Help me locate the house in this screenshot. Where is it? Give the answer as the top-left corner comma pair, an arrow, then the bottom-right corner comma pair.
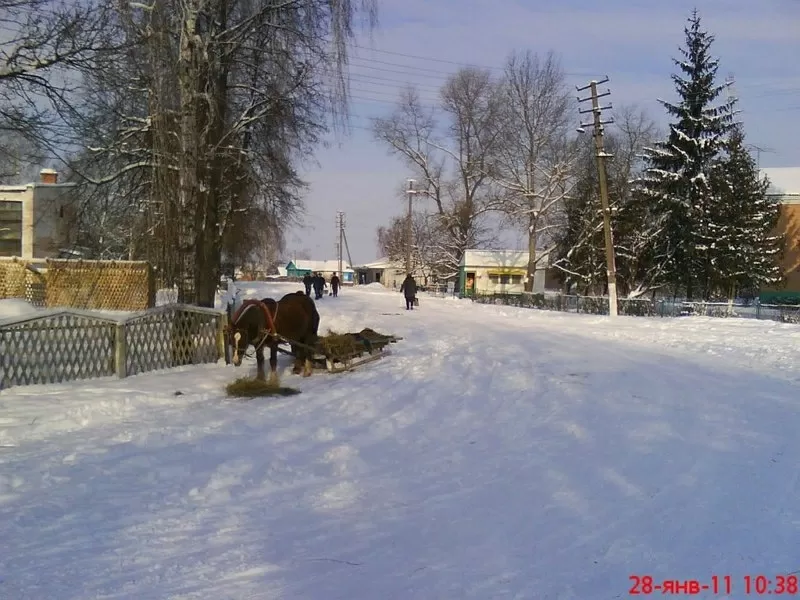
458,249 -> 553,297
285,259 -> 355,284
354,258 -> 427,288
0,169 -> 78,259
760,167 -> 800,302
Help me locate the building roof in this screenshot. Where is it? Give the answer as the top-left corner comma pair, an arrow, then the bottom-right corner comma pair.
287,259 -> 354,273
761,167 -> 800,194
773,194 -> 800,205
358,257 -> 403,269
460,249 -> 550,268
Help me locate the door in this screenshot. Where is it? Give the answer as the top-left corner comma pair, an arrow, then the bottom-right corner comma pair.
466,272 -> 476,296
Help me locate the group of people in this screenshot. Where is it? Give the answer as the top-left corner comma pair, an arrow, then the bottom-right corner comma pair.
303,271 -> 340,300
303,270 -> 418,310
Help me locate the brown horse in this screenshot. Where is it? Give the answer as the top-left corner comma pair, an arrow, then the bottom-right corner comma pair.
227,291 -> 320,384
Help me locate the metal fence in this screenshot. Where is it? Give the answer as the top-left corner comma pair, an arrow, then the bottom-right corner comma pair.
468,292 -> 800,324
0,304 -> 227,390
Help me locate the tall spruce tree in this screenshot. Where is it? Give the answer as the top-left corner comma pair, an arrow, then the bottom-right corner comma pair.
637,10 -> 737,300
710,126 -> 783,299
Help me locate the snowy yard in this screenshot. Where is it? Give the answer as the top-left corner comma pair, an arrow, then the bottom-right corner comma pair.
1,281 -> 799,599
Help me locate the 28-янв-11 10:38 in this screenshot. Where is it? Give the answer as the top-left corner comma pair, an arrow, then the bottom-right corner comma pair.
629,573 -> 799,595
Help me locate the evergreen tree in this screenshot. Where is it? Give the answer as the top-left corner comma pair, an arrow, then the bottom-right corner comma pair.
552,137 -> 606,294
636,10 -> 737,300
710,126 -> 783,298
553,108 -> 660,297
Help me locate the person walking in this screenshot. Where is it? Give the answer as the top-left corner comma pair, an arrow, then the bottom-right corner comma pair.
312,272 -> 324,299
399,273 -> 417,310
302,272 -> 312,296
330,272 -> 340,297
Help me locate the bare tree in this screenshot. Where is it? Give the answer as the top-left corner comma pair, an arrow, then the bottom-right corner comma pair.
373,68 -> 504,278
492,50 -> 575,292
376,210 -> 441,283
63,0 -> 377,306
0,131 -> 45,183
0,0 -> 114,176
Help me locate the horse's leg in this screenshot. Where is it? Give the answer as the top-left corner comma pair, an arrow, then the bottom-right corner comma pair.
291,344 -> 302,374
303,344 -> 313,377
255,345 -> 266,381
269,343 -> 279,386
302,321 -> 314,377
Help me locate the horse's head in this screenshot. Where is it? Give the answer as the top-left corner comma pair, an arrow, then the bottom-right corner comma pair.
227,299 -> 269,366
228,325 -> 250,366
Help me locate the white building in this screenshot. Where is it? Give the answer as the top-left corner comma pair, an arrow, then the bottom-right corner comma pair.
354,258 -> 428,288
458,249 -> 550,296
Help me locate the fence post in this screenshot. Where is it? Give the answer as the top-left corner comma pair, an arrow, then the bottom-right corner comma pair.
217,311 -> 229,364
114,322 -> 127,378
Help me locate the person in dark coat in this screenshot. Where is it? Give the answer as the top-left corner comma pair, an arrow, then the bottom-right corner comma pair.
313,272 -> 325,299
302,272 -> 312,296
399,273 -> 417,310
330,272 -> 340,297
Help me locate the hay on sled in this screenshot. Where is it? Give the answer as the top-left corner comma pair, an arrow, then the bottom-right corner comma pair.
315,328 -> 397,362
317,329 -> 360,359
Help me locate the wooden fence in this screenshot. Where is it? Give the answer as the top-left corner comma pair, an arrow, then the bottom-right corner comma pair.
44,259 -> 155,310
0,258 -> 154,311
0,304 -> 227,390
0,258 -> 46,306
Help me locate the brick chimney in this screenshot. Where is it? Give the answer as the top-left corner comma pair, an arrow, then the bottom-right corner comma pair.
40,168 -> 58,184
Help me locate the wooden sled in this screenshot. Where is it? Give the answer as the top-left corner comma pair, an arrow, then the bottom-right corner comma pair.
276,329 -> 402,374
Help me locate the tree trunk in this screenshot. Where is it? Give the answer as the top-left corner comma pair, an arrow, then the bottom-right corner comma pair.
177,3 -> 201,304
525,214 -> 537,293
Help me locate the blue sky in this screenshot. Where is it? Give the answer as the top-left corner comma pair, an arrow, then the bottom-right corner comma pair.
286,0 -> 800,265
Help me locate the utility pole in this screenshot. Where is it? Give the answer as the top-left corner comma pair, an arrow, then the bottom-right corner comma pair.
336,211 -> 345,278
577,76 -> 619,317
405,179 -> 415,275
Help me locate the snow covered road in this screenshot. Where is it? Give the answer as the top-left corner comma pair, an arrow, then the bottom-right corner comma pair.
1,282 -> 798,599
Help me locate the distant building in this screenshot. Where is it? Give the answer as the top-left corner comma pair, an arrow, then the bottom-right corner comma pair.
285,259 -> 355,284
761,167 -> 800,302
0,169 -> 78,259
458,249 -> 553,297
354,258 -> 426,289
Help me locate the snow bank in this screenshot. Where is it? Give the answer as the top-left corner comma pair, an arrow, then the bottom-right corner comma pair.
0,298 -> 39,320
1,282 -> 799,599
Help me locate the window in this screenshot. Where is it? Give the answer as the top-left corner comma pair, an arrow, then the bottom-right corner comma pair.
489,273 -> 523,285
0,200 -> 22,256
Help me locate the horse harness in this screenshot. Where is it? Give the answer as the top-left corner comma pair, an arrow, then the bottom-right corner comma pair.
229,299 -> 279,362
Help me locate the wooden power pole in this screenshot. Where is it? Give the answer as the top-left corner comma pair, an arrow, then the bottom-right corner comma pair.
336,211 -> 344,278
405,179 -> 415,274
577,76 -> 619,317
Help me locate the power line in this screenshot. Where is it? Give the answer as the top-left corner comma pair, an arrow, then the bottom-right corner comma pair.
345,44 -> 799,94
348,43 -> 511,73
323,70 -> 800,108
